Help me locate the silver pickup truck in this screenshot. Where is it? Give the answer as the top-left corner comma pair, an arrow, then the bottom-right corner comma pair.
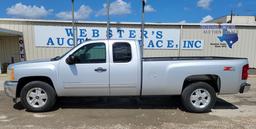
4,39 -> 250,113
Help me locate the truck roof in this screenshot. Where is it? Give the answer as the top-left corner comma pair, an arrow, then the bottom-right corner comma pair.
85,39 -> 137,42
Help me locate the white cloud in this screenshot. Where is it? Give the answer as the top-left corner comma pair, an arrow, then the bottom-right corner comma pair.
97,0 -> 131,16
144,5 -> 156,12
6,3 -> 52,19
179,20 -> 187,23
200,15 -> 213,23
197,0 -> 212,9
56,5 -> 92,20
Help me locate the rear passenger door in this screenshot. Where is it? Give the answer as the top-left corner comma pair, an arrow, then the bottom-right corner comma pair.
109,41 -> 140,96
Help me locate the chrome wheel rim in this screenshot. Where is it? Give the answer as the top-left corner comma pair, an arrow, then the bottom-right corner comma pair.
190,88 -> 211,109
26,88 -> 48,108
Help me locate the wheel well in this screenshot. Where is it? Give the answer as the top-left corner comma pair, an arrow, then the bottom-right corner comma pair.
16,76 -> 54,97
182,74 -> 221,93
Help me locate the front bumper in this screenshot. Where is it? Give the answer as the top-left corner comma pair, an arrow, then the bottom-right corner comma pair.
4,81 -> 18,99
239,83 -> 251,93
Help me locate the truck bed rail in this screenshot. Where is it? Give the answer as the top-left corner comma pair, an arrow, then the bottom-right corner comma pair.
143,56 -> 247,62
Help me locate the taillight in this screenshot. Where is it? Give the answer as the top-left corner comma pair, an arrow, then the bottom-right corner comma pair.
242,64 -> 249,80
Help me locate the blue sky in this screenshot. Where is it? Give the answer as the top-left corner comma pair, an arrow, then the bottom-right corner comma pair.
1,0 -> 256,23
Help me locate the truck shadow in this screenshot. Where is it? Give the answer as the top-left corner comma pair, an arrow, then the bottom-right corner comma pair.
56,96 -> 182,110
213,98 -> 238,109
13,96 -> 238,111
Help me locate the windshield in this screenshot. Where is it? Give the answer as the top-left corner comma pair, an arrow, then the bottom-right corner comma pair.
50,43 -> 84,61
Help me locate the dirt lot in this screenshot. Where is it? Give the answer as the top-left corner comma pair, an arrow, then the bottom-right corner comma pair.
0,78 -> 255,129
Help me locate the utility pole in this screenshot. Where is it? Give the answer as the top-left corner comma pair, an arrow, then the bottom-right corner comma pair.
139,0 -> 146,96
106,0 -> 111,39
71,0 -> 76,47
141,0 -> 145,56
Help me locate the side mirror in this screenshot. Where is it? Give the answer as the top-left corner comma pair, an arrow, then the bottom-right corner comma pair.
66,55 -> 77,65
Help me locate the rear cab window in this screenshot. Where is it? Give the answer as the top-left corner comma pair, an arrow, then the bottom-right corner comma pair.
112,42 -> 132,63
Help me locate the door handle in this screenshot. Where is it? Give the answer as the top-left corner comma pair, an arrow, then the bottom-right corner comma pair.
94,67 -> 107,72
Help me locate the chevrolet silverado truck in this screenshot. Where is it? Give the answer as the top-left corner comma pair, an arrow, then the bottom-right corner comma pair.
4,39 -> 251,113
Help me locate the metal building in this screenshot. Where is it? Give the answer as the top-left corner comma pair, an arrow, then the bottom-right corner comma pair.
0,18 -> 255,73
209,16 -> 256,24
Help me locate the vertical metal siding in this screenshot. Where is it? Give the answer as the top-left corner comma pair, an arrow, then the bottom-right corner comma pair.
0,21 -> 71,61
0,36 -> 19,63
180,26 -> 256,67
0,20 -> 255,67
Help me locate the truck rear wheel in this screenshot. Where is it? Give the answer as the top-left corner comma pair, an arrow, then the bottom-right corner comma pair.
20,81 -> 56,112
181,82 -> 216,113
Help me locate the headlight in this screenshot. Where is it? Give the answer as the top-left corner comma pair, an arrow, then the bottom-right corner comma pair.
7,67 -> 15,81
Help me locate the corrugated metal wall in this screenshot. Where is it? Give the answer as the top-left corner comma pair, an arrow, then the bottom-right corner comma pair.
0,20 -> 255,67
0,20 -> 70,61
0,36 -> 19,63
180,26 -> 256,67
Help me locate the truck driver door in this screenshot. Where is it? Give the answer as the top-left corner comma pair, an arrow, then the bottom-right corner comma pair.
59,42 -> 110,96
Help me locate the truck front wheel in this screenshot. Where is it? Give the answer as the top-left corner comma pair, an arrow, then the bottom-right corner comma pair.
181,82 -> 216,113
20,81 -> 56,112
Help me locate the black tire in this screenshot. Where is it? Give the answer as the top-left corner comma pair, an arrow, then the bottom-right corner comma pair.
181,82 -> 216,113
20,81 -> 56,112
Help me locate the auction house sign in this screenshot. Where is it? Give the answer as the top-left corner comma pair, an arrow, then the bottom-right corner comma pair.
34,25 -> 198,49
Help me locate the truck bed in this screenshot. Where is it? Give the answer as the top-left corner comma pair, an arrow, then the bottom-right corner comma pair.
143,56 -> 247,61
142,56 -> 248,96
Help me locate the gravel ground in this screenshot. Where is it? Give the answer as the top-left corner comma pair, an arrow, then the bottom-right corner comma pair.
0,78 -> 255,129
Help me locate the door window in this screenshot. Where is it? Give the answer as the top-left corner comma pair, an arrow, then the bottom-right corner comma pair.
72,43 -> 106,63
113,42 -> 132,63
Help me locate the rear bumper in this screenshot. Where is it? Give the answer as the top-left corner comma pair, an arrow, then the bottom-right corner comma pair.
239,83 -> 251,93
4,81 -> 18,99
